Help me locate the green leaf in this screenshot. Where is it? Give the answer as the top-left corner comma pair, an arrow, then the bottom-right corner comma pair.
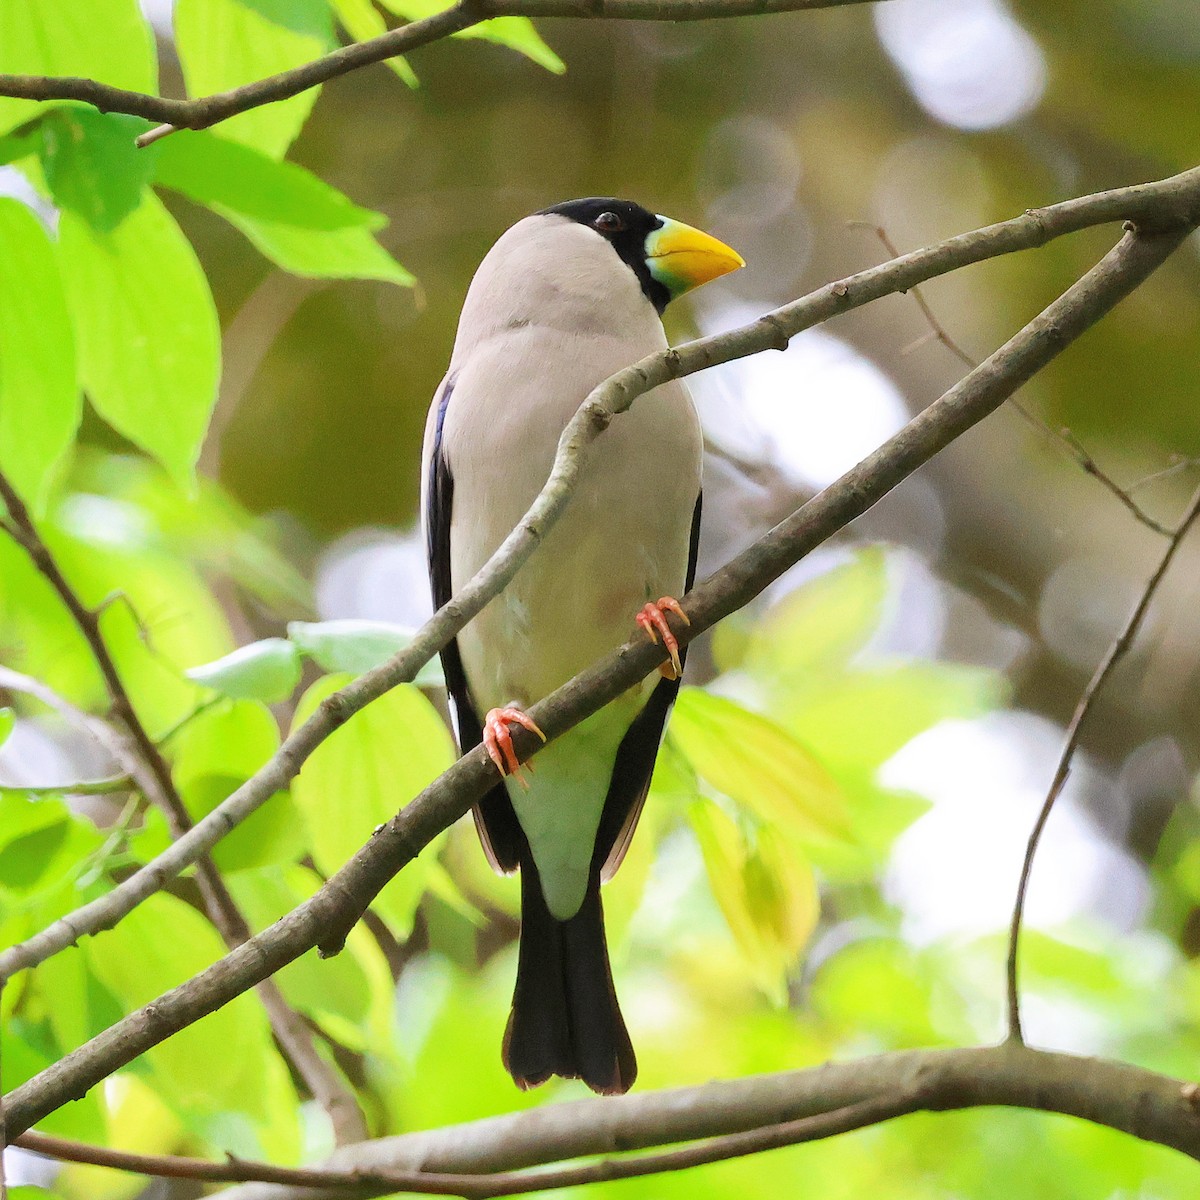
290,673 -> 456,933
0,198 -> 79,513
186,639 -> 302,703
154,131 -> 381,231
0,0 -> 157,136
57,192 -> 221,489
459,15 -> 566,72
0,707 -> 12,745
230,868 -> 373,1025
785,663 -> 1004,774
380,0 -> 565,73
173,0 -> 334,157
172,699 -> 280,783
39,109 -> 156,232
670,688 -> 852,845
288,618 -> 443,684
328,0 -> 419,86
0,793 -> 104,899
0,122 -> 42,167
0,820 -> 69,890
218,210 -> 414,284
688,799 -> 819,1001
85,892 -> 288,1119
153,132 -> 412,280
744,547 -> 888,679
170,701 -> 302,870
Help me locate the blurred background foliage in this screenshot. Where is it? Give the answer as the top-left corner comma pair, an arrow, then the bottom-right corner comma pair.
0,0 -> 1199,1196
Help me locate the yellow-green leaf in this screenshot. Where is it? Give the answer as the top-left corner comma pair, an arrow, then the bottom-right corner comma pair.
85,892 -> 286,1119
0,0 -> 157,136
57,192 -> 220,490
380,0 -> 564,73
670,688 -> 852,844
173,0 -> 333,157
689,799 -> 819,1001
0,199 -> 79,513
328,0 -> 418,86
290,673 -> 456,933
740,547 -> 888,681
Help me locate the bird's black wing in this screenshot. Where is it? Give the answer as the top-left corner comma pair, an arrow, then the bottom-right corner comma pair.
595,491 -> 703,881
426,375 -> 525,874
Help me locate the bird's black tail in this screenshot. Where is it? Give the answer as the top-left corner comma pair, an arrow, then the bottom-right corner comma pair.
502,853 -> 636,1095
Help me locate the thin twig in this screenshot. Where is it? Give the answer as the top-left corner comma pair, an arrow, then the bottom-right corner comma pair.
851,222 -> 1173,537
2,169 -> 1197,999
1127,455 -> 1200,495
5,776 -> 134,796
848,222 -> 978,370
1005,479 -> 1200,1043
0,476 -> 368,1146
1010,408 -> 1173,536
5,223 -> 1190,1140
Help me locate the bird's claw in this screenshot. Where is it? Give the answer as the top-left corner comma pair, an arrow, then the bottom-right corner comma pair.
636,596 -> 690,680
483,706 -> 547,790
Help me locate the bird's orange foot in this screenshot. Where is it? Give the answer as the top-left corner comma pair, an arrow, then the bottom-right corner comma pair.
483,706 -> 547,789
636,596 -> 691,680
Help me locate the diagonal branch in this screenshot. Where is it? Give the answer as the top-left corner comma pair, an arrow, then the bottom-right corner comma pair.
0,479 -> 368,1145
1004,479 -> 1200,1043
0,0 -> 881,147
1,166 -> 1197,995
3,220 -> 1190,1139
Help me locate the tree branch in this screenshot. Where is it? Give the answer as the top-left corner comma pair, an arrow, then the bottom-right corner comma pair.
3,219 -> 1191,1139
1005,478 -> 1200,1043
0,477 -> 368,1146
0,0 -> 881,147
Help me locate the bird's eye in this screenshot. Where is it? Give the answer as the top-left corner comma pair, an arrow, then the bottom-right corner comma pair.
594,211 -> 624,233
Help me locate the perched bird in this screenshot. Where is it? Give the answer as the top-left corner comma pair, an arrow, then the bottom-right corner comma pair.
422,198 -> 742,1094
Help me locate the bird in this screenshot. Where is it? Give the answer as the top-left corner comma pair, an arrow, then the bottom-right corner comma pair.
421,198 -> 743,1094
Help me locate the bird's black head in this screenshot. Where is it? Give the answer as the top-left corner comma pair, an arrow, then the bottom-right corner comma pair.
538,198 -> 671,312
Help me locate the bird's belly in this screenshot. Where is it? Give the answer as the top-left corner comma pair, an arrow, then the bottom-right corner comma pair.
456,402 -> 699,712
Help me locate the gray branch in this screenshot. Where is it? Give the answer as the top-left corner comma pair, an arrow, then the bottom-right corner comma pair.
4,215 -> 1193,1140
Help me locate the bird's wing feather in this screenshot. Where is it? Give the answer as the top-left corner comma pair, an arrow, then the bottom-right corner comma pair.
424,374 -> 525,874
596,491 -> 703,881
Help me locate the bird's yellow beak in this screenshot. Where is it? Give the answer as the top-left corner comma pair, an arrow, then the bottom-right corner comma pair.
646,217 -> 744,298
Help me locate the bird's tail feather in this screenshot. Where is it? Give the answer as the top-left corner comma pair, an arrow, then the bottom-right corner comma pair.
502,854 -> 636,1095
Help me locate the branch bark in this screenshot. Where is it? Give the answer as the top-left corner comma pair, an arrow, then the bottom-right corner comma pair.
3,165 -> 1196,996
0,0 -> 879,146
3,219 -> 1191,1140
